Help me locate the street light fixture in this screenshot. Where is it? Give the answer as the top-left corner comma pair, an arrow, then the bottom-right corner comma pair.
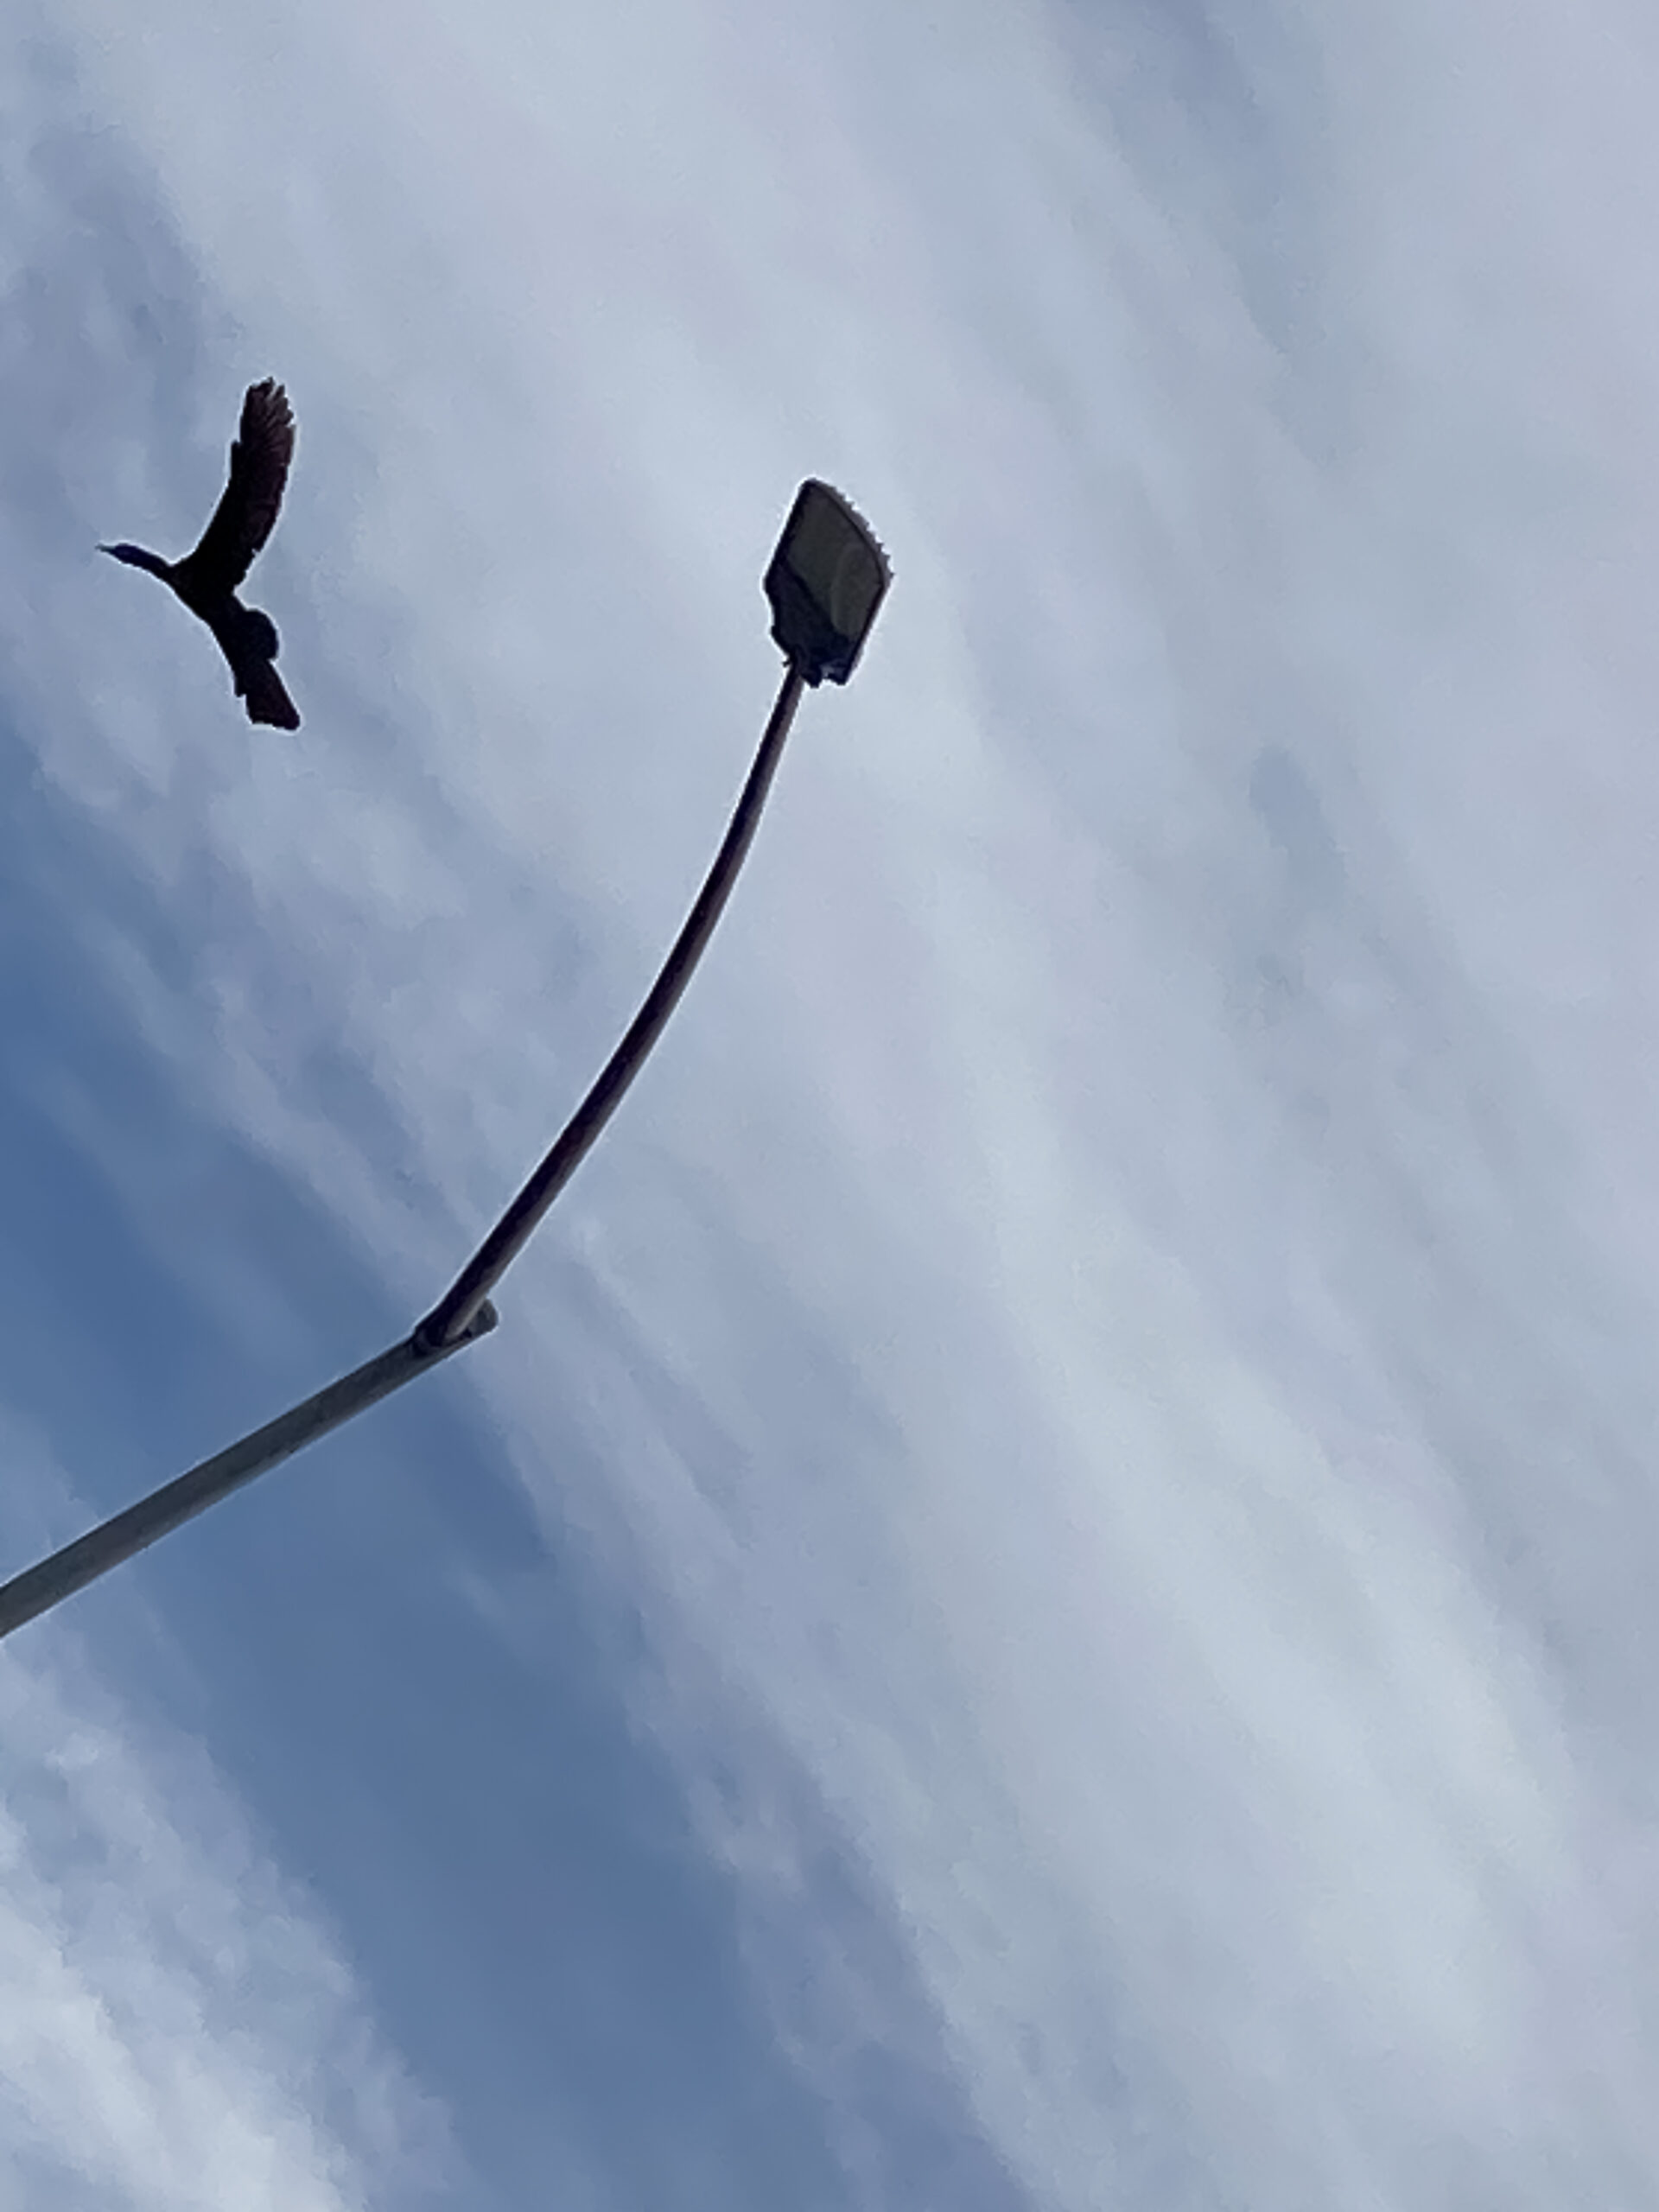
764,480 -> 891,686
0,481 -> 890,1643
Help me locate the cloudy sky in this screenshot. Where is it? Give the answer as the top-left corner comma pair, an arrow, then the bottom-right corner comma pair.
3,1 -> 1659,2204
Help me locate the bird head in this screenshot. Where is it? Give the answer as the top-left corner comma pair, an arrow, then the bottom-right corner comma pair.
99,543 -> 172,579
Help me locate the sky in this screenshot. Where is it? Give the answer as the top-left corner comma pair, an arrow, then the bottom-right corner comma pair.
2,0 -> 1659,2205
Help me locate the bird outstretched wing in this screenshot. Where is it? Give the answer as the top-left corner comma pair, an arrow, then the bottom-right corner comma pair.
175,378 -> 295,594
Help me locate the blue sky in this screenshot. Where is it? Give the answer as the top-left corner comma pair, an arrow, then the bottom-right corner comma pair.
4,1 -> 1659,2205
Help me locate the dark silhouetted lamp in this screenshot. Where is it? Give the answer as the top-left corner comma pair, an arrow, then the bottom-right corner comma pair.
764,480 -> 891,686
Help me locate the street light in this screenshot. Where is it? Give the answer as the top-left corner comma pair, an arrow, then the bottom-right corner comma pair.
764,479 -> 891,686
0,481 -> 890,1643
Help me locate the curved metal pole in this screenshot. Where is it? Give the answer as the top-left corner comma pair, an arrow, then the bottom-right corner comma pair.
415,659 -> 807,1351
0,660 -> 807,1643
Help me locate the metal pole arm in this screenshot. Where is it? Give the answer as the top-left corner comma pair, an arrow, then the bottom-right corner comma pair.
415,660 -> 807,1351
0,658 -> 809,1643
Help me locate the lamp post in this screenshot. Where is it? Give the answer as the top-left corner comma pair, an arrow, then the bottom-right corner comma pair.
0,481 -> 889,1643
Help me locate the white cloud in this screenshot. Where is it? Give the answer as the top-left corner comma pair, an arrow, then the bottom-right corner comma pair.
0,1602 -> 454,2210
9,0 -> 1659,2204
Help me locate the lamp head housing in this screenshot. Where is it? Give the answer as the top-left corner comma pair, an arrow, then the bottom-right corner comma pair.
764,480 -> 890,685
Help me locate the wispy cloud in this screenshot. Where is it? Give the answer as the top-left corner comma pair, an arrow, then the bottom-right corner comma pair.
0,1613 -> 455,2209
5,0 -> 1659,2205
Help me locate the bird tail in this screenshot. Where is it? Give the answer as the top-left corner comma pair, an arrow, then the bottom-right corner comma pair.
241,660 -> 301,730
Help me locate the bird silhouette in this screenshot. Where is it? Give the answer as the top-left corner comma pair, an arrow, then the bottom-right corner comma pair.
101,378 -> 301,729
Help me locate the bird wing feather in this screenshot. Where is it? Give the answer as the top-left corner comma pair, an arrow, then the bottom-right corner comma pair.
176,379 -> 295,593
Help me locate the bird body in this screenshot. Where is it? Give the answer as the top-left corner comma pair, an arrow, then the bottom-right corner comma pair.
101,378 -> 301,729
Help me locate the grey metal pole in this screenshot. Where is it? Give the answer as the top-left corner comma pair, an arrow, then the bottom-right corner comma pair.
0,662 -> 808,1643
0,1306 -> 497,1641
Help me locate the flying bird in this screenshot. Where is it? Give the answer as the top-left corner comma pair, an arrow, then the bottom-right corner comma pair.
101,378 -> 301,730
